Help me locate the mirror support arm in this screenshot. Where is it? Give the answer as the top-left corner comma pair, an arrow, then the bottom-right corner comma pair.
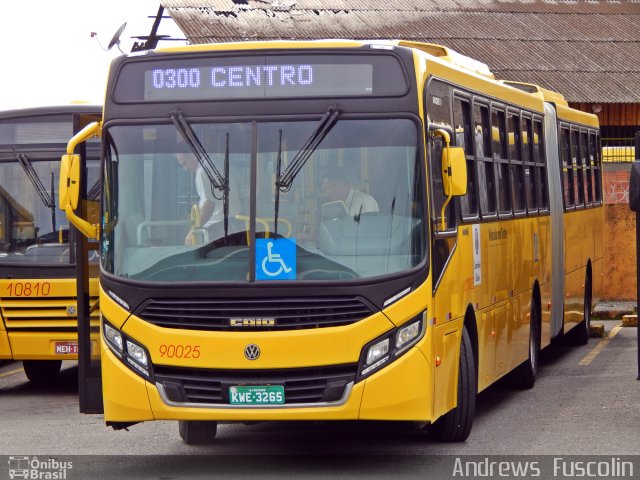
65,205 -> 99,240
67,122 -> 102,155
435,129 -> 453,230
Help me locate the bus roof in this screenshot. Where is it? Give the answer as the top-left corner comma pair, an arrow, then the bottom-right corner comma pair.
0,104 -> 102,121
140,39 -> 595,121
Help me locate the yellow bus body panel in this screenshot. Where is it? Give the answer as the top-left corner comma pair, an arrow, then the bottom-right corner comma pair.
103,342 -> 436,422
123,311 -> 391,370
0,329 -> 11,359
102,347 -> 155,422
359,347 -> 432,420
101,280 -> 440,423
0,277 -> 99,360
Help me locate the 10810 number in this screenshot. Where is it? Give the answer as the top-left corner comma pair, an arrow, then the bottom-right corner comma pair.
5,282 -> 51,296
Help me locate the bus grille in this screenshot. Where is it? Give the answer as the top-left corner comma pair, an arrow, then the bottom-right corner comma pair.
154,364 -> 358,405
136,297 -> 375,331
0,296 -> 100,330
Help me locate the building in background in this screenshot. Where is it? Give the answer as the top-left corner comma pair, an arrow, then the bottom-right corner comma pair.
161,0 -> 640,300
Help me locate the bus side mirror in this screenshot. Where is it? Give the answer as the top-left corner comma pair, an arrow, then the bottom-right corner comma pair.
58,121 -> 102,240
59,154 -> 81,211
442,146 -> 468,197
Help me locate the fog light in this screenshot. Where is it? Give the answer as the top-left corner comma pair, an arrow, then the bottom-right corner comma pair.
126,340 -> 148,367
104,323 -> 123,353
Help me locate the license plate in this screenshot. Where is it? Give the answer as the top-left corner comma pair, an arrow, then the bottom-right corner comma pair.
229,385 -> 285,405
55,342 -> 78,354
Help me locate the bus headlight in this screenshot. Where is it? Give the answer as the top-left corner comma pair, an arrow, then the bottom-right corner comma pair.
366,338 -> 389,365
396,320 -> 422,353
126,340 -> 148,368
357,312 -> 426,381
103,322 -> 123,355
102,318 -> 153,381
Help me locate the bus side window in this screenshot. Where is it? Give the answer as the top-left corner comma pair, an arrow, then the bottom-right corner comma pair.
589,131 -> 601,203
533,119 -> 548,211
522,115 -> 537,214
492,108 -> 511,215
454,97 -> 477,219
570,128 -> 583,207
474,102 -> 495,217
594,132 -> 602,202
508,113 -> 525,213
561,127 -> 574,209
428,130 -> 457,286
580,130 -> 592,206
426,80 -> 455,234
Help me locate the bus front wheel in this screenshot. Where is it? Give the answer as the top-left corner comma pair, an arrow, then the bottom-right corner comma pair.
178,420 -> 218,445
22,360 -> 62,385
430,326 -> 476,442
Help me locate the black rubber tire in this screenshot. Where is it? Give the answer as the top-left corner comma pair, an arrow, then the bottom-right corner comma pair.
430,327 -> 476,442
22,360 -> 62,385
512,300 -> 540,389
572,277 -> 592,346
178,420 -> 218,445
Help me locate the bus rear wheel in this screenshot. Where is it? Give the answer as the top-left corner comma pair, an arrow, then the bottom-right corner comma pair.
572,276 -> 592,346
178,420 -> 218,445
511,300 -> 540,389
430,326 -> 476,442
22,360 -> 62,385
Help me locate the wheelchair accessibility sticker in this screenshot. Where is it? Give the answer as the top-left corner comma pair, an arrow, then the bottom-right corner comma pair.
256,238 -> 296,280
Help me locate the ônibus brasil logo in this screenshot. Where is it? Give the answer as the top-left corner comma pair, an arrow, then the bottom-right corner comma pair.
8,456 -> 72,479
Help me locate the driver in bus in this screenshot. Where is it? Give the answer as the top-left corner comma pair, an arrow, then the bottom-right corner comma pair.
321,167 -> 379,217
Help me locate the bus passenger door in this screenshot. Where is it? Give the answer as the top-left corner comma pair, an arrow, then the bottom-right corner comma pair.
73,112 -> 104,414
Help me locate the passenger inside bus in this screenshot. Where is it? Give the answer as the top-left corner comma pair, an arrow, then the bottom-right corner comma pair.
175,150 -> 241,245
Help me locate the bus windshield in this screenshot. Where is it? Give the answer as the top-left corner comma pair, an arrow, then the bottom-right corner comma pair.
103,117 -> 425,282
0,157 -> 99,264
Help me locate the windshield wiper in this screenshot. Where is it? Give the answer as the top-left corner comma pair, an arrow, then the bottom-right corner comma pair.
16,152 -> 55,208
273,129 -> 283,237
275,104 -> 341,192
222,132 -> 230,239
15,151 -> 57,236
170,110 -> 231,238
170,110 -> 227,194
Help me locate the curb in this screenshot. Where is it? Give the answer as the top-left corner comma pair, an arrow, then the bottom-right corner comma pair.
589,324 -> 605,337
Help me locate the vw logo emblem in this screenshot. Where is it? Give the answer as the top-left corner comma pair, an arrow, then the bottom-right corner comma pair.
244,344 -> 261,360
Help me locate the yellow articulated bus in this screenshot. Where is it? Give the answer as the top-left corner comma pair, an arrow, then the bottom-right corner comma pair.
0,105 -> 101,384
60,40 -> 602,444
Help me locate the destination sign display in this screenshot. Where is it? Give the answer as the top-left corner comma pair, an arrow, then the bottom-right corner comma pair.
113,54 -> 408,102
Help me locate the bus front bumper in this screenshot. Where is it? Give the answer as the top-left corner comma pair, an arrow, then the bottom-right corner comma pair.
102,344 -> 433,423
5,331 -> 85,361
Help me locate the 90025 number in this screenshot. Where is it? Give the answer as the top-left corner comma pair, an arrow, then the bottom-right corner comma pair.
159,344 -> 201,359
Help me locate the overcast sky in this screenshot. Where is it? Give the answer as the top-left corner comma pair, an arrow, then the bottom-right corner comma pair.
0,0 -> 186,111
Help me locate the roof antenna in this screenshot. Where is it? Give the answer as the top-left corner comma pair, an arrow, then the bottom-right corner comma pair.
107,23 -> 128,54
131,6 -> 177,52
91,23 -> 127,54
